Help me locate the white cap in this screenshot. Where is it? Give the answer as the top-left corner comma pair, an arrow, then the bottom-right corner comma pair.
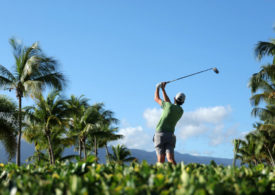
175,92 -> 185,103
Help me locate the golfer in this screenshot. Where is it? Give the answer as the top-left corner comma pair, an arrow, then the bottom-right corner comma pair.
154,82 -> 185,165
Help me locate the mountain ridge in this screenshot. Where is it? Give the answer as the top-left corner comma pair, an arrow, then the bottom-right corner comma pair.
1,141 -> 238,165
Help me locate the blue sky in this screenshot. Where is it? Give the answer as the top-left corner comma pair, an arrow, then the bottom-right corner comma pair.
0,0 -> 274,159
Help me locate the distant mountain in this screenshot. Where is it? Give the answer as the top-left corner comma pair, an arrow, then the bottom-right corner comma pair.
0,141 -> 238,166
97,148 -> 237,166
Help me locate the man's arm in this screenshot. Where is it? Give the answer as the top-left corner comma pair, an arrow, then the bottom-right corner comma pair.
154,84 -> 162,106
161,82 -> 171,103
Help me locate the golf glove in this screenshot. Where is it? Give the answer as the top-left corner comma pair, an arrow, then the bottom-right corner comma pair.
156,82 -> 162,89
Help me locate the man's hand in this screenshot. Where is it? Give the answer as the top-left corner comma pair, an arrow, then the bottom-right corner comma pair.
156,82 -> 162,89
161,82 -> 167,89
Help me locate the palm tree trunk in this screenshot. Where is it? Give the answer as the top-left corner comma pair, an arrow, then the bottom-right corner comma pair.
105,144 -> 110,163
83,138 -> 87,160
79,139 -> 82,159
16,95 -> 22,166
265,145 -> 275,166
233,154 -> 236,168
48,148 -> 52,164
46,133 -> 55,164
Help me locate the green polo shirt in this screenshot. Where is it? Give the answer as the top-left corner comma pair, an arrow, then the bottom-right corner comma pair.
156,101 -> 183,133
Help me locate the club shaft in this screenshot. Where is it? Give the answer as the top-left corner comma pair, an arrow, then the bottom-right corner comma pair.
166,68 -> 213,83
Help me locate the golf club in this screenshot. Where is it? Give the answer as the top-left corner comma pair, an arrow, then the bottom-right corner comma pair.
166,67 -> 219,84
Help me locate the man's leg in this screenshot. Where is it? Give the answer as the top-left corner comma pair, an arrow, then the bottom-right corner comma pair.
166,134 -> 176,165
157,153 -> 165,163
154,133 -> 165,163
166,152 -> 176,165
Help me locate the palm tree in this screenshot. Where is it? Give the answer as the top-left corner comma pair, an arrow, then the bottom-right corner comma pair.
24,122 -> 77,164
79,104 -> 103,160
243,34 -> 275,166
92,105 -> 119,160
47,125 -> 77,162
65,101 -> 121,161
24,90 -> 68,164
0,38 -> 66,165
236,132 -> 262,166
23,119 -> 47,163
0,95 -> 17,160
66,95 -> 89,159
109,144 -> 137,164
250,34 -> 275,106
97,125 -> 123,163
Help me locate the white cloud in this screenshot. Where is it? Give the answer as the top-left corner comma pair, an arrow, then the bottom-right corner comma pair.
111,126 -> 154,151
143,108 -> 162,128
186,150 -> 214,157
181,106 -> 232,124
178,124 -> 208,140
190,151 -> 201,156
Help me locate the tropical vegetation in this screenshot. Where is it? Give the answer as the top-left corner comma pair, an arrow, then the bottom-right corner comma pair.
0,38 -> 126,166
234,34 -> 275,166
0,38 -> 66,165
0,160 -> 274,194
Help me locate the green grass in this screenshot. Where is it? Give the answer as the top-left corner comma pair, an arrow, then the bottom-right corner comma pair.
0,158 -> 274,195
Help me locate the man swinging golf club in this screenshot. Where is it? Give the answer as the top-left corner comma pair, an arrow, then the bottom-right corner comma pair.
154,82 -> 185,165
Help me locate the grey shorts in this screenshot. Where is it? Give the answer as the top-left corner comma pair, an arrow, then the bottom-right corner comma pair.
153,132 -> 176,155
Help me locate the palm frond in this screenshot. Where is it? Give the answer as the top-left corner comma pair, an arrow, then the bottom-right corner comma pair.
0,95 -> 17,159
124,157 -> 138,162
0,65 -> 15,82
0,95 -> 17,112
250,93 -> 270,106
59,154 -> 78,161
9,38 -> 22,62
0,76 -> 13,89
32,72 -> 66,91
20,42 -> 41,75
23,80 -> 43,97
21,56 -> 40,82
252,107 -> 270,118
249,65 -> 275,93
22,56 -> 56,81
109,144 -> 135,164
255,41 -> 275,61
0,118 -> 17,159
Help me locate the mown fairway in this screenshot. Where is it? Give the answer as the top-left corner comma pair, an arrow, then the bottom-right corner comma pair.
0,159 -> 274,195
